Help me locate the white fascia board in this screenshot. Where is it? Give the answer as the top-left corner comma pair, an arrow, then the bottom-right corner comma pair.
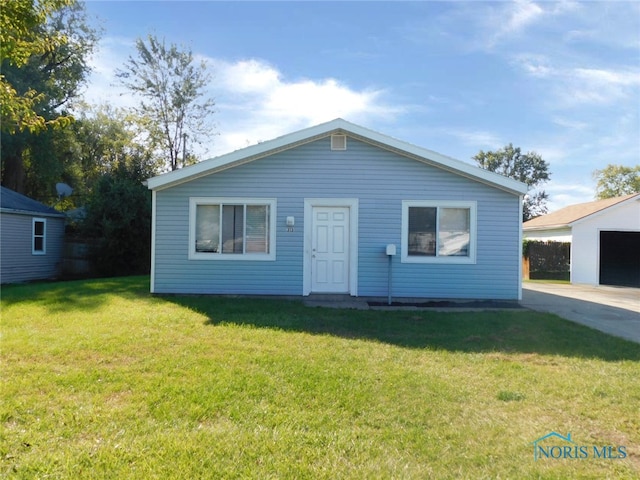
523,224 -> 571,232
146,120 -> 346,191
147,118 -> 529,196
326,120 -> 528,196
568,193 -> 640,227
344,126 -> 528,195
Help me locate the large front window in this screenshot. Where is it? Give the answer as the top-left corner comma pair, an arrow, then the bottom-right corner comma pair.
402,201 -> 476,263
189,198 -> 276,260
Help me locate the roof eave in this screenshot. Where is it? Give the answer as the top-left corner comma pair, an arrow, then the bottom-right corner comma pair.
146,124 -> 337,191
147,118 -> 529,195
523,224 -> 571,231
345,130 -> 528,196
569,193 -> 640,227
1,207 -> 65,218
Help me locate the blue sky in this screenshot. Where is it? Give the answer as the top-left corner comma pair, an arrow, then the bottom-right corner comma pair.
82,1 -> 640,210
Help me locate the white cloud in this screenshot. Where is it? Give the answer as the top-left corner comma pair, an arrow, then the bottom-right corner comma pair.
216,59 -> 281,94
442,128 -> 503,150
79,36 -> 137,111
546,183 -> 595,211
511,53 -> 554,77
555,68 -> 638,105
512,54 -> 640,107
478,0 -> 578,50
573,68 -> 640,89
492,0 -> 544,41
266,79 -> 377,123
561,2 -> 640,50
206,57 -> 404,156
551,117 -> 588,130
83,40 -> 405,159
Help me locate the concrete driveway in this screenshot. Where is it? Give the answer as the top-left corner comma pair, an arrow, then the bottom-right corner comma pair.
521,283 -> 640,344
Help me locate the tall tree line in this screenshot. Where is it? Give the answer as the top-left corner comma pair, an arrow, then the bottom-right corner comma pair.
1,1 -> 216,206
1,0 -> 98,198
1,1 -> 216,276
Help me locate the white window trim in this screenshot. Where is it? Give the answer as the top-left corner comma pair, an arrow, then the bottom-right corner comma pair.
189,197 -> 277,261
401,200 -> 477,264
32,217 -> 46,255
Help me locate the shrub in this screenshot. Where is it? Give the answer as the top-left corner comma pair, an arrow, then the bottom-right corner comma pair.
82,166 -> 151,276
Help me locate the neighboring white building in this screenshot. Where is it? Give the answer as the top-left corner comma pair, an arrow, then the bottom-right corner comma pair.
523,193 -> 640,287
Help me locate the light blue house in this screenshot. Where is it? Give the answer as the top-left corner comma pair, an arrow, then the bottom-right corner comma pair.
1,186 -> 66,284
147,119 -> 528,299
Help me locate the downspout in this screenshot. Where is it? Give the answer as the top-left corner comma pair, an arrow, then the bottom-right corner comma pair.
388,253 -> 393,305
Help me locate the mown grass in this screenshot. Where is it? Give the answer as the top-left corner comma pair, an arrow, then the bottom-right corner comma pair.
2,276 -> 639,479
524,279 -> 571,285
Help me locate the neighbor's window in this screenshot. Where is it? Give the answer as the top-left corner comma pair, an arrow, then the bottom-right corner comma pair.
189,198 -> 276,260
32,218 -> 46,255
401,201 -> 476,263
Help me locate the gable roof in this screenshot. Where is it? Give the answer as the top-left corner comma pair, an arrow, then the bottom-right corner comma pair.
523,193 -> 640,230
146,118 -> 528,195
0,186 -> 64,217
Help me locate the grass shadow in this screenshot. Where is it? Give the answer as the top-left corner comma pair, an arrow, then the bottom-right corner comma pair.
1,275 -> 150,313
165,294 -> 640,362
4,275 -> 638,361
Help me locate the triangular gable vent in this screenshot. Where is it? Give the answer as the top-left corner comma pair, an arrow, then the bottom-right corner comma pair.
331,134 -> 347,150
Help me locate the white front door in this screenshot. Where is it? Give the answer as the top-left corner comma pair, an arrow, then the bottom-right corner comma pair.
311,206 -> 350,293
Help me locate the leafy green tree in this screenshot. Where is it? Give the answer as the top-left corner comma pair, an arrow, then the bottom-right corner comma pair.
593,164 -> 640,199
0,0 -> 99,195
82,164 -> 151,277
116,34 -> 216,171
0,0 -> 73,133
71,104 -> 162,192
473,143 -> 551,221
22,125 -> 79,205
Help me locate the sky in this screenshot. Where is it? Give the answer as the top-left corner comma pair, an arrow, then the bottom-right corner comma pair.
81,1 -> 640,211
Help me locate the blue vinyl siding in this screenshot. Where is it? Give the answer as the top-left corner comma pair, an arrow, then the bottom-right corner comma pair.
153,136 -> 521,299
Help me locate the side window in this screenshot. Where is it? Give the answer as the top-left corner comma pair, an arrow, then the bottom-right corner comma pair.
33,218 -> 46,255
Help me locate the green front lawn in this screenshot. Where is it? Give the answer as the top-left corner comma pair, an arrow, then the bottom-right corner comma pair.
2,277 -> 639,479
524,279 -> 571,285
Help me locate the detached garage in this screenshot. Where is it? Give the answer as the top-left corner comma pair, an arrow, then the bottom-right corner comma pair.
524,193 -> 640,287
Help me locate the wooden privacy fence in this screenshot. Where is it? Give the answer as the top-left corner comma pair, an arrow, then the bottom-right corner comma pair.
62,239 -> 98,278
522,240 -> 571,281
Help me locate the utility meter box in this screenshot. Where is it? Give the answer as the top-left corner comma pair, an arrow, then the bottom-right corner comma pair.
386,244 -> 397,256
